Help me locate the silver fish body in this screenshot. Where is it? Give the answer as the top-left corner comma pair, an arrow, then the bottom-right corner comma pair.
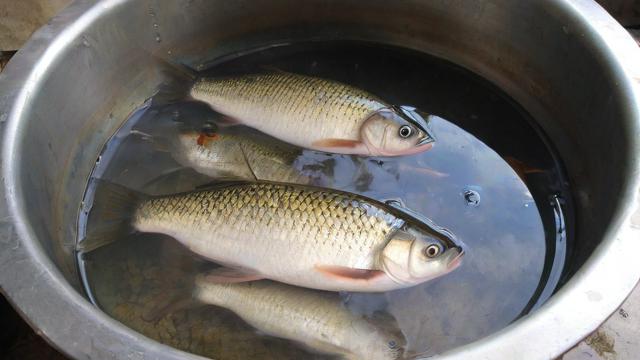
190,72 -> 435,156
168,130 -> 308,183
194,278 -> 405,360
129,181 -> 463,292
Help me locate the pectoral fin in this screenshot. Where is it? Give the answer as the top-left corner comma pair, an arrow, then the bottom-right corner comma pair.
315,265 -> 385,281
203,267 -> 264,283
312,138 -> 364,151
504,156 -> 545,181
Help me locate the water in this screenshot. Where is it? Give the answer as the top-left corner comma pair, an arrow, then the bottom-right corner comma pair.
76,42 -> 571,359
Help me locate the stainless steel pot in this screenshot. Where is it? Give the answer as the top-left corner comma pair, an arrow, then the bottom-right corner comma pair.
1,0 -> 639,359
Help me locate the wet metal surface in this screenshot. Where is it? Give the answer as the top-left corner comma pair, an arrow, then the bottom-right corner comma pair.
561,29 -> 640,360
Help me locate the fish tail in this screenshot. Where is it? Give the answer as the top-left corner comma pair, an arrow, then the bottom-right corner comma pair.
151,57 -> 198,105
140,250 -> 205,323
142,276 -> 199,323
78,181 -> 148,252
143,272 -> 226,323
142,293 -> 198,323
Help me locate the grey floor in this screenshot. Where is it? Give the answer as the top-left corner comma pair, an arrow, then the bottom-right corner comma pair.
562,283 -> 640,359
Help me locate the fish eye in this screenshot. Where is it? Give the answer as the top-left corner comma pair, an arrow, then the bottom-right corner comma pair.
398,125 -> 413,138
201,123 -> 217,137
423,244 -> 441,258
388,340 -> 397,349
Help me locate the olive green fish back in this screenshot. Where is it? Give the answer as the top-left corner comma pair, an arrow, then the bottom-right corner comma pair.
193,72 -> 385,126
134,182 -> 401,262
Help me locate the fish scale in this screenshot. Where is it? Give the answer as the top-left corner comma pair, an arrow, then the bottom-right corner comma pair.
191,72 -> 386,146
193,280 -> 404,360
133,182 -> 402,290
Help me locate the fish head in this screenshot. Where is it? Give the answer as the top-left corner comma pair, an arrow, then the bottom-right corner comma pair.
348,312 -> 407,360
374,322 -> 407,360
366,333 -> 406,360
380,224 -> 463,285
178,124 -> 223,148
360,105 -> 435,156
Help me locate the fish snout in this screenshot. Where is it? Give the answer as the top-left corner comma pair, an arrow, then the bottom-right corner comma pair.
417,134 -> 435,146
445,247 -> 465,271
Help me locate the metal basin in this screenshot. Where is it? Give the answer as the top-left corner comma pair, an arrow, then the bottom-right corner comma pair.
1,0 -> 639,359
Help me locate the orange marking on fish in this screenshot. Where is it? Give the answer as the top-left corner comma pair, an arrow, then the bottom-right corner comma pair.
196,132 -> 219,147
504,156 -> 545,181
399,163 -> 449,178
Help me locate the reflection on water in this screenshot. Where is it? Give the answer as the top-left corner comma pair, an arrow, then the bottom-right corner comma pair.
77,41 -> 570,359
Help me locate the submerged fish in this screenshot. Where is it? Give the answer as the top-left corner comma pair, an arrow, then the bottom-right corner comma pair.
159,127 -> 309,184
85,181 -> 463,292
190,278 -> 406,360
504,156 -> 545,182
189,72 -> 435,156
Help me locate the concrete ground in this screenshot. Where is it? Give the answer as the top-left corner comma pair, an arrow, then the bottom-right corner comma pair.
562,283 -> 640,359
0,0 -> 71,50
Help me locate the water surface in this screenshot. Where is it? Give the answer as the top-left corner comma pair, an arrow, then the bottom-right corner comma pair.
77,42 -> 570,359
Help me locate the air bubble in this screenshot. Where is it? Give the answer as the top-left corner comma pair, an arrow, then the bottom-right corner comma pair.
463,189 -> 480,206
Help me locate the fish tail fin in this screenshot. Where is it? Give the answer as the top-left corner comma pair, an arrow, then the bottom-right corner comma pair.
142,279 -> 199,323
143,270 -> 231,323
151,57 -> 198,105
140,249 -> 205,323
142,294 -> 198,324
78,181 -> 148,252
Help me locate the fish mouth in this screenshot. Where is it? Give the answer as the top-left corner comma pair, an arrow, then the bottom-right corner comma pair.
366,136 -> 433,157
417,135 -> 435,146
398,142 -> 433,156
446,247 -> 464,271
